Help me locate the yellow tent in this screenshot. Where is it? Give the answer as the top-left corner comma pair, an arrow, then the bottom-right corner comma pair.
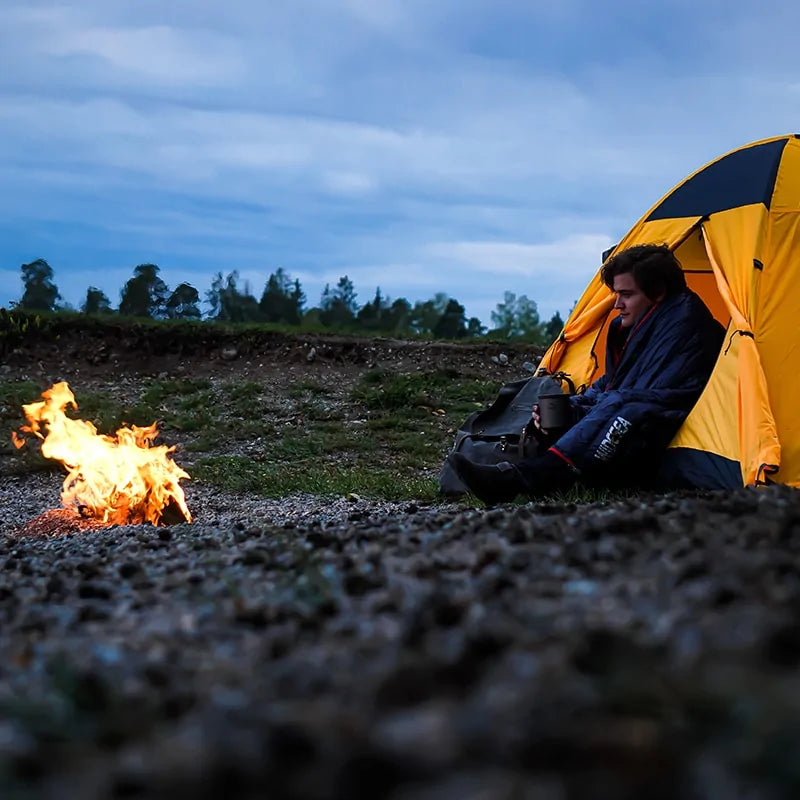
538,134 -> 800,489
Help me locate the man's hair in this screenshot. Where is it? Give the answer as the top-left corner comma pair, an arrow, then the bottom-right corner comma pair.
600,244 -> 687,301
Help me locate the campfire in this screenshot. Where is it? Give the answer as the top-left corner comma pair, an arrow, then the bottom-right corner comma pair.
12,382 -> 192,527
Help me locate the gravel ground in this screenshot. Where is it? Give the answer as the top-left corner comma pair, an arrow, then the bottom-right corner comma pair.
4,471 -> 800,799
4,334 -> 800,798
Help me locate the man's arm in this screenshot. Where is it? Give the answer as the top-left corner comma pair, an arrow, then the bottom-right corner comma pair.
551,313 -> 723,472
571,372 -> 607,412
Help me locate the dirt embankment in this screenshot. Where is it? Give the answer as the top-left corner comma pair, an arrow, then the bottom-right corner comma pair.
1,314 -> 543,377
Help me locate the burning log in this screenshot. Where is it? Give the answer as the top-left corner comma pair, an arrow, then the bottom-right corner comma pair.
12,382 -> 192,527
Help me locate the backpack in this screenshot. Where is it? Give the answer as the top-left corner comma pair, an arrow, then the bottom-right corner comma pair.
438,373 -> 574,496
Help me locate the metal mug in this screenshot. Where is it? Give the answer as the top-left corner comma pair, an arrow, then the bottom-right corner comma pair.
537,391 -> 573,431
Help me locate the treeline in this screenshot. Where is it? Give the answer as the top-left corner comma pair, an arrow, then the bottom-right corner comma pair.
8,258 -> 565,343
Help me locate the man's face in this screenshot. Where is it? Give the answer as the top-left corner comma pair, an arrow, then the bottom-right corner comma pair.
612,272 -> 652,328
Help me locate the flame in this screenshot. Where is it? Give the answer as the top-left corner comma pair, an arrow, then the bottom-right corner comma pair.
13,382 -> 191,526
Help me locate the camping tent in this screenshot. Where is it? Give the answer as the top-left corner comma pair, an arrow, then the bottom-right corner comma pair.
537,134 -> 800,489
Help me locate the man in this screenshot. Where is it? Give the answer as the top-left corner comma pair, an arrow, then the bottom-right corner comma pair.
448,244 -> 725,504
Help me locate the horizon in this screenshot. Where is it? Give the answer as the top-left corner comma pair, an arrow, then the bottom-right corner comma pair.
3,256 -> 571,328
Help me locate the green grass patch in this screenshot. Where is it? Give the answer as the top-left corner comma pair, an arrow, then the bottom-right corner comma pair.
140,378 -> 212,406
0,379 -> 44,413
174,390 -> 215,411
295,399 -> 344,422
386,432 -> 444,462
193,455 -> 437,500
221,381 -> 266,418
2,447 -> 56,475
1,365 -> 502,501
543,483 -> 636,505
352,368 -> 497,413
139,380 -> 217,432
217,419 -> 278,441
0,380 -> 44,456
185,432 -> 219,452
287,379 -> 331,398
366,413 -> 422,432
187,370 -> 485,498
72,391 -> 161,433
260,428 -> 371,463
171,408 -> 217,432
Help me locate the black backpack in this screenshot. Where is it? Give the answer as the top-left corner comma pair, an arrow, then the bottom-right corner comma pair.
438,373 -> 574,496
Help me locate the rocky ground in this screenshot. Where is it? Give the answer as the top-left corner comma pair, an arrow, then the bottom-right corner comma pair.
3,331 -> 800,799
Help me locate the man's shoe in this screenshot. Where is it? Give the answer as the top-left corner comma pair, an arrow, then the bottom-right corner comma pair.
447,453 -> 530,505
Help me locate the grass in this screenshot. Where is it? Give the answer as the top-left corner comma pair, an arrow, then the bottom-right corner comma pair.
140,378 -> 212,406
0,380 -> 61,471
192,456 -> 437,500
287,379 -> 332,399
1,367 -> 504,500
1,369 -> 641,505
0,378 -> 44,412
186,369 -> 504,500
538,484 -> 619,505
352,367 -> 495,415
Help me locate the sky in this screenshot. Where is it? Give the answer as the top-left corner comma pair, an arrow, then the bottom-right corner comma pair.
1,1 -> 799,327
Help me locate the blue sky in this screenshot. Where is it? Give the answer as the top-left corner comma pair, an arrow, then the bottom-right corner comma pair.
1,0 -> 799,326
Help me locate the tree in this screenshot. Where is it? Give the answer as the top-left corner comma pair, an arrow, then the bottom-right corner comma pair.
543,311 -> 565,343
259,268 -> 304,325
333,276 -> 358,313
320,275 -> 358,328
433,298 -> 468,339
165,283 -> 202,319
81,286 -> 112,314
302,307 -> 323,328
466,316 -> 486,338
356,287 -> 387,331
206,272 -> 227,319
410,292 -> 449,335
318,283 -> 333,311
205,271 -> 261,322
16,259 -> 62,311
289,280 -> 306,325
490,292 -> 543,341
119,263 -> 169,318
383,298 -> 412,334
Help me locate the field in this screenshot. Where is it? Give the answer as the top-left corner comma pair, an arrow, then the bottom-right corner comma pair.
2,320 -> 800,799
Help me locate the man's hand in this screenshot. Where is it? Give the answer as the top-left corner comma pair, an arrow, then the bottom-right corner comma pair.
531,403 -> 549,438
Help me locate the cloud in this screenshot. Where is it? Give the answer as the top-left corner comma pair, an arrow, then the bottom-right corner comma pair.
425,235 -> 613,279
321,171 -> 376,196
303,232 -> 613,325
43,25 -> 246,86
335,0 -> 410,32
420,234 -> 614,322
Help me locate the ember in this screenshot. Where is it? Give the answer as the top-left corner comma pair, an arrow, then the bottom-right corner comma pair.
12,382 -> 191,526
14,508 -> 109,539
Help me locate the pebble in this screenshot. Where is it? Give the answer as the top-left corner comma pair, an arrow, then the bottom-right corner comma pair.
3,475 -> 800,797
